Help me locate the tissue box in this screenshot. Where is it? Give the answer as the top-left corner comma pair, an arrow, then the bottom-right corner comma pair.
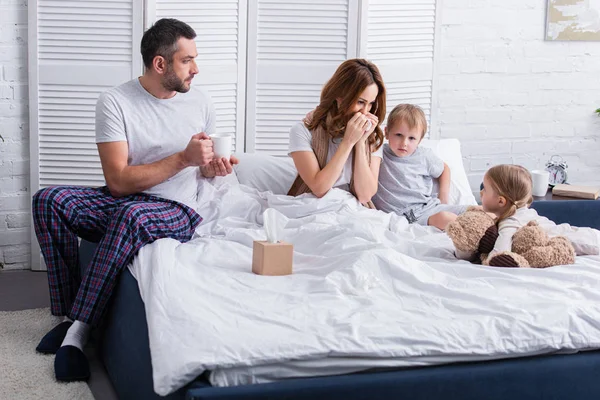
252,241 -> 293,276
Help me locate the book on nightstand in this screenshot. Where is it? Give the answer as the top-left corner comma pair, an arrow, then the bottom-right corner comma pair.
552,184 -> 600,200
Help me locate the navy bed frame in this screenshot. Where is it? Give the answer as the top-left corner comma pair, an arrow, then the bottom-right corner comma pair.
79,199 -> 600,399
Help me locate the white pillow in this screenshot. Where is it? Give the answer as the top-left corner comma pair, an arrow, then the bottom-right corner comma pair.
233,139 -> 476,206
233,153 -> 297,195
419,138 -> 477,206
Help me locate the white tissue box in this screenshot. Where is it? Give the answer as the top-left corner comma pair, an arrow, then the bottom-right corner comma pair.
252,241 -> 293,276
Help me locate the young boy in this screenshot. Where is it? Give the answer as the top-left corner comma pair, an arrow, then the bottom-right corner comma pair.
372,104 -> 468,230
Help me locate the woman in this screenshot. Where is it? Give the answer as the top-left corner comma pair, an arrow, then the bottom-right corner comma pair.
287,59 -> 386,206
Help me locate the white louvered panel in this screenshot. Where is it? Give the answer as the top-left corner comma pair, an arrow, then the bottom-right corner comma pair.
156,1 -> 239,64
255,83 -> 322,156
365,0 -> 438,137
204,83 -> 238,149
35,0 -> 136,189
367,0 -> 435,61
38,84 -> 108,187
155,0 -> 246,151
257,0 -> 349,62
38,0 -> 133,64
246,0 -> 358,153
386,80 -> 432,120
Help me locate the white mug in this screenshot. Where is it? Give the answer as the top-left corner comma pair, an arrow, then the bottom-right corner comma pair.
210,134 -> 232,159
530,169 -> 550,197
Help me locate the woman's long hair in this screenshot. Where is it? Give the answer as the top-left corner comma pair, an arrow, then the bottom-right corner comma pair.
305,58 -> 386,152
485,164 -> 533,223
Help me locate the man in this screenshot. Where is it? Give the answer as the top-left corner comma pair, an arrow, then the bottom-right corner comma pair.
32,18 -> 237,381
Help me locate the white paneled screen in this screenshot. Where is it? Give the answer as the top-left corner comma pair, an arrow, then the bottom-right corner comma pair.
34,0 -> 138,188
245,0 -> 359,156
367,0 -> 437,132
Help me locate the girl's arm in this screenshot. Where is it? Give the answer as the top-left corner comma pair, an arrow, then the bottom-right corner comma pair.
290,141 -> 354,198
438,163 -> 451,204
352,140 -> 381,204
489,223 -> 518,257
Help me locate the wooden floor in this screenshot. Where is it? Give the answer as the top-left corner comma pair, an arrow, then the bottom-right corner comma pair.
0,269 -> 119,400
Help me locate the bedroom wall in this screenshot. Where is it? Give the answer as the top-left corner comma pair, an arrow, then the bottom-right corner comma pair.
434,0 -> 600,192
0,0 -> 29,270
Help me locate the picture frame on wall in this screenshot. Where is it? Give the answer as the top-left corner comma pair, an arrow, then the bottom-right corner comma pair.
546,0 -> 600,41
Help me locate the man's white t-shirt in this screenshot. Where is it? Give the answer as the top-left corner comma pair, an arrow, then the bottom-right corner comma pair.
95,79 -> 216,210
288,122 -> 383,191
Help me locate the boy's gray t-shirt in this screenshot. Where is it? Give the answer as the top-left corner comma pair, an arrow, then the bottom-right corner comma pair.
373,144 -> 444,215
95,79 -> 216,210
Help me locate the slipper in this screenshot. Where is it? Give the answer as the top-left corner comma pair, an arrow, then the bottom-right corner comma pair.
54,345 -> 90,382
36,321 -> 72,354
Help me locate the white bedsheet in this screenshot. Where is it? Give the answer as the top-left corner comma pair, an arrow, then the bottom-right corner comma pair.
129,179 -> 600,396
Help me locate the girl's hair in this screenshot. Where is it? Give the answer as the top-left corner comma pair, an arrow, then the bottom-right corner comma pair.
387,104 -> 428,139
485,164 -> 533,222
305,58 -> 386,152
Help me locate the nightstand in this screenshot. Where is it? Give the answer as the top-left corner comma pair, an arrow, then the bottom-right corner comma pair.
530,190 -> 600,229
533,188 -> 600,202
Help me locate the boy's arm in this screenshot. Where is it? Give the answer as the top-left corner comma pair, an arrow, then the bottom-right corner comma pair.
438,163 -> 451,204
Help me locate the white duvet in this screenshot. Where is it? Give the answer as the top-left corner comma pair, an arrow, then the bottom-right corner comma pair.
129,179 -> 600,396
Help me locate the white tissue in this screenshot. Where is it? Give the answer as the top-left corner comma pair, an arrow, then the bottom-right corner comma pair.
263,208 -> 289,243
364,120 -> 372,133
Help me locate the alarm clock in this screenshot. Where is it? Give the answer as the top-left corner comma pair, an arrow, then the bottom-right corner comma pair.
545,155 -> 568,186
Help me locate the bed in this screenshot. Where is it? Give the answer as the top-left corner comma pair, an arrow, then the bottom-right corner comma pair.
80,145 -> 600,399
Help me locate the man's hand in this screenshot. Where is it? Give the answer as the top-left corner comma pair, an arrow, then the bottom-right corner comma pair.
200,155 -> 239,178
182,133 -> 214,167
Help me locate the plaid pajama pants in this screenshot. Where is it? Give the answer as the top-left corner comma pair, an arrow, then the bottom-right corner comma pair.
32,186 -> 202,326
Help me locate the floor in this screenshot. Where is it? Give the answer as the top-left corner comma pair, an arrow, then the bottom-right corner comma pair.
0,269 -> 119,400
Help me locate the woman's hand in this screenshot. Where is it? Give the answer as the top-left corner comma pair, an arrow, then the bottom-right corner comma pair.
359,112 -> 379,145
342,112 -> 371,146
365,112 -> 378,135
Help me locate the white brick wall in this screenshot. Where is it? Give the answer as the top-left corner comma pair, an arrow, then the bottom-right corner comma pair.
436,0 -> 600,192
0,0 -> 29,270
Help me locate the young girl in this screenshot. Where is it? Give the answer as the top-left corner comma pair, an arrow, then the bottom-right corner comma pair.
481,164 -> 600,258
287,59 -> 386,206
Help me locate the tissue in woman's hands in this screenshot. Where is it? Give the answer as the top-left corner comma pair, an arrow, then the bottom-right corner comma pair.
252,208 -> 293,276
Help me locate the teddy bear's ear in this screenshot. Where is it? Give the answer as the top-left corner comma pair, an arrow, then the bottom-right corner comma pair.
526,220 -> 539,227
466,206 -> 481,212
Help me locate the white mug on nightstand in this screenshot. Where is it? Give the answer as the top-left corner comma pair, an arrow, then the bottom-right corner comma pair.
531,169 -> 550,197
210,134 -> 232,159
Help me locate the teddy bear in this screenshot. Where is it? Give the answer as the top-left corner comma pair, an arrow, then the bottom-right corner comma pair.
446,206 -> 576,268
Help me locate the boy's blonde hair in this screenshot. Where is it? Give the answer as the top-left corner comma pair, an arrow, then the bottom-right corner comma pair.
386,104 -> 428,139
485,164 -> 533,222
